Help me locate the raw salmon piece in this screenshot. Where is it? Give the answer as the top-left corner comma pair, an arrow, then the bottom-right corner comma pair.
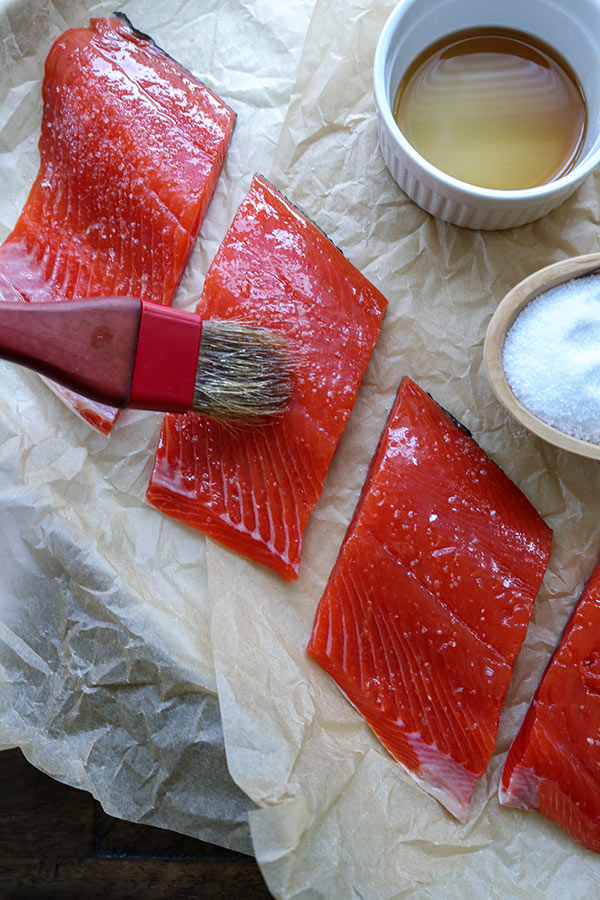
0,15 -> 235,434
146,174 -> 388,580
307,377 -> 552,820
500,562 -> 600,853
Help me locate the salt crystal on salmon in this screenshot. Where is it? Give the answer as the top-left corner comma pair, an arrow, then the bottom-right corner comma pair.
307,377 -> 552,820
146,174 -> 388,580
500,561 -> 600,853
0,15 -> 235,433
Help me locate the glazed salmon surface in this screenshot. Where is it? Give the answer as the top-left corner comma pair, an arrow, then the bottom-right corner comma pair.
0,16 -> 235,433
146,174 -> 388,580
307,377 -> 553,820
500,562 -> 600,853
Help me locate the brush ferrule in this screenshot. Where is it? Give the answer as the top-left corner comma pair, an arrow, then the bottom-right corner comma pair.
129,301 -> 202,412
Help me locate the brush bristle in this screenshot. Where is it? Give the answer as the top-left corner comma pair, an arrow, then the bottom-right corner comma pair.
192,320 -> 293,423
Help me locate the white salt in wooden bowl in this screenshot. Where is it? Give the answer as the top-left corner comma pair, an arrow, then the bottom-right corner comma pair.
484,252 -> 600,459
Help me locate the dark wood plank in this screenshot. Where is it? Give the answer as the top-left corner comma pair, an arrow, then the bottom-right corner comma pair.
0,748 -> 95,859
93,806 -> 239,860
3,858 -> 272,900
0,749 -> 273,900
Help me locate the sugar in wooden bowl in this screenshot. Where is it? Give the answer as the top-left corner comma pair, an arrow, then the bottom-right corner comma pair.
484,253 -> 600,459
503,275 -> 600,444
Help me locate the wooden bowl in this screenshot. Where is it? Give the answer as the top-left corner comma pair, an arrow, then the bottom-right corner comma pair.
484,252 -> 600,459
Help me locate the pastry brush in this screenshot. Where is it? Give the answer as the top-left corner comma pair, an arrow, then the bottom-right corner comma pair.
0,297 -> 292,423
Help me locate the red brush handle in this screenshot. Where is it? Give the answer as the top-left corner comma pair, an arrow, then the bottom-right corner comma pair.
0,297 -> 141,406
129,301 -> 203,412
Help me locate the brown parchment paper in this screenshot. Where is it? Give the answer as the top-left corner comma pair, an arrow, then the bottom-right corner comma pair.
0,0 -> 313,851
209,0 -> 600,891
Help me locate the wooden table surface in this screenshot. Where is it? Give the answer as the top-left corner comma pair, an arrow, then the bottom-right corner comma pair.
0,748 -> 272,899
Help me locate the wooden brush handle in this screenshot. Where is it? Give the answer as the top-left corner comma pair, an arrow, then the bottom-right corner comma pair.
0,297 -> 142,406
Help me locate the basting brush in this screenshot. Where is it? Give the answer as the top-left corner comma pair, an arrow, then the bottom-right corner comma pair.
0,297 -> 292,423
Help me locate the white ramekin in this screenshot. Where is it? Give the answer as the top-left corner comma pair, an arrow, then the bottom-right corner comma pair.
373,0 -> 600,230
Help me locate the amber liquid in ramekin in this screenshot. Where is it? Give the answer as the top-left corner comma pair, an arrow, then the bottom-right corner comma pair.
394,27 -> 587,190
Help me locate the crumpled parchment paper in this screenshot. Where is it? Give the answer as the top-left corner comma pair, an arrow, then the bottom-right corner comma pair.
0,0 -> 313,852
208,0 -> 600,891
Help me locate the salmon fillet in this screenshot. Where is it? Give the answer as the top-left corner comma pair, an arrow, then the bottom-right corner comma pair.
500,562 -> 600,853
307,377 -> 553,819
146,174 -> 388,580
0,15 -> 235,433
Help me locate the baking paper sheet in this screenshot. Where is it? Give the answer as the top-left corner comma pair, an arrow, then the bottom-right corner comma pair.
0,0 -> 313,851
209,0 -> 600,890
